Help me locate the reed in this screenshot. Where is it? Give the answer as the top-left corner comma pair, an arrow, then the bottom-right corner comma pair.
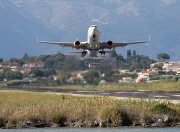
0,90 -> 179,128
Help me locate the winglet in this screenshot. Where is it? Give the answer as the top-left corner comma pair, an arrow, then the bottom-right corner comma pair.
149,34 -> 150,42
36,35 -> 39,42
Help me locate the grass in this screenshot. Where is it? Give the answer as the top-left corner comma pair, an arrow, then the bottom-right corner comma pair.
45,80 -> 180,91
96,81 -> 180,91
0,90 -> 179,128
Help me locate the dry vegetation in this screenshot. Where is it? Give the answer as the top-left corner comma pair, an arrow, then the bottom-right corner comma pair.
96,81 -> 180,91
60,81 -> 180,91
0,90 -> 180,128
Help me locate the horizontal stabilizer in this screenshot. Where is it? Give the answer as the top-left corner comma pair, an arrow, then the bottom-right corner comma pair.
70,51 -> 87,53
99,50 -> 113,53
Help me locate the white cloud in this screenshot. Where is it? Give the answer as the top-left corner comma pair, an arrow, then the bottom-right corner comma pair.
163,0 -> 176,5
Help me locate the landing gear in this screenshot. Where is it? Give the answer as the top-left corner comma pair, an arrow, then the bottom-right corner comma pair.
82,51 -> 87,56
81,51 -> 87,57
100,51 -> 105,55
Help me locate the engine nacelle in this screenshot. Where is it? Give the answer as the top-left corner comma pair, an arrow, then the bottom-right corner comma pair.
74,41 -> 81,49
106,41 -> 113,49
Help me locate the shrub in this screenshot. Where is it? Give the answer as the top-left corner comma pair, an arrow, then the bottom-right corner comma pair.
52,113 -> 67,126
151,103 -> 176,116
6,80 -> 30,86
6,117 -> 17,128
0,118 -> 7,128
143,113 -> 154,124
99,107 -> 121,125
120,110 -> 132,126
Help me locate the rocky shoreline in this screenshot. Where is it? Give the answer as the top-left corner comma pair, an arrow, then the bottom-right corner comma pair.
1,118 -> 180,129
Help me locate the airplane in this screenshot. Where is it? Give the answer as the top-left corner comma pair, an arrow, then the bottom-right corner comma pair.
37,25 -> 150,57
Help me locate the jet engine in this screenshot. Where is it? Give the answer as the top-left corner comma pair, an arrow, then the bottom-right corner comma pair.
106,41 -> 113,49
74,40 -> 81,49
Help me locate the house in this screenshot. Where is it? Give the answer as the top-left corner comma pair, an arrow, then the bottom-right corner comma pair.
151,62 -> 180,72
65,54 -> 74,58
121,77 -> 134,83
164,62 -> 180,71
150,62 -> 165,68
137,68 -> 159,80
23,61 -> 44,68
119,70 -> 136,75
176,70 -> 180,75
67,70 -> 89,84
118,77 -> 134,83
0,61 -> 19,67
0,67 -> 3,72
0,61 -> 21,71
21,67 -> 32,74
21,62 -> 44,73
83,56 -> 116,68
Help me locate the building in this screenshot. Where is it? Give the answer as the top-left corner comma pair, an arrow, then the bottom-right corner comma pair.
0,61 -> 19,68
164,62 -> 180,71
0,61 -> 21,71
151,62 -> 180,72
121,77 -> 134,83
137,68 -> 159,80
65,54 -> 74,58
21,62 -> 44,73
82,56 -> 116,68
23,61 -> 44,68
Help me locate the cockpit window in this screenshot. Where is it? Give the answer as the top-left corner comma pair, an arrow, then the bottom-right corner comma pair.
91,25 -> 97,28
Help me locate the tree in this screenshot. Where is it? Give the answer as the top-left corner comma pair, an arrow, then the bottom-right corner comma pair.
44,59 -> 54,69
111,49 -> 118,57
30,70 -> 44,77
153,63 -> 163,70
22,52 -> 29,63
0,73 -> 3,81
4,70 -> 23,80
133,50 -> 136,56
84,70 -> 100,84
0,58 -> 3,63
127,50 -> 132,58
18,59 -> 25,66
44,52 -> 66,69
58,71 -> 69,84
43,69 -> 56,77
157,53 -> 170,62
63,57 -> 87,71
97,61 -> 112,73
9,58 -> 19,62
35,55 -> 50,62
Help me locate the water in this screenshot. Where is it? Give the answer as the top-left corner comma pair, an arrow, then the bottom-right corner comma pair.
0,128 -> 179,132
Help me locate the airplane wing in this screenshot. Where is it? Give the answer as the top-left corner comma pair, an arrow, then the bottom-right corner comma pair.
113,39 -> 149,47
37,40 -> 74,47
101,35 -> 150,48
37,37 -> 88,48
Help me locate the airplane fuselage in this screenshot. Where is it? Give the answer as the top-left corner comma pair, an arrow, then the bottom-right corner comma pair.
87,25 -> 101,57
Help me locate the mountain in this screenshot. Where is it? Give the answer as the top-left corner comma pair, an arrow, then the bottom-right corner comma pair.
0,0 -> 62,60
1,0 -> 180,61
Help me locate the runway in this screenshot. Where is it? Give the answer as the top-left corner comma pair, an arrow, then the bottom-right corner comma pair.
1,87 -> 180,102
74,90 -> 180,101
